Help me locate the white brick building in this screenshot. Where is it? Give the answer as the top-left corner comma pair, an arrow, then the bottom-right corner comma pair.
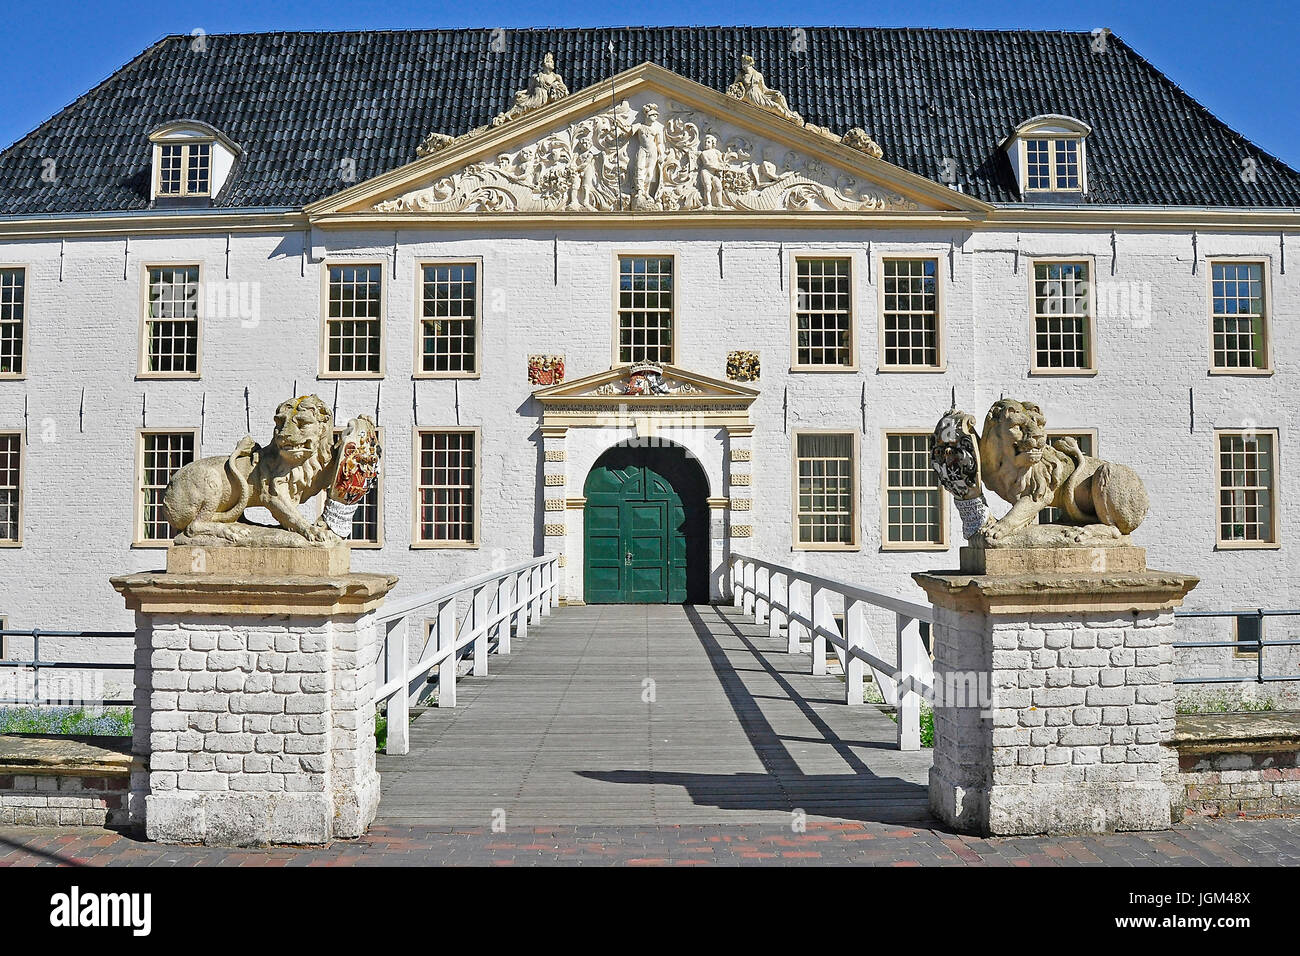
0,28 -> 1295,699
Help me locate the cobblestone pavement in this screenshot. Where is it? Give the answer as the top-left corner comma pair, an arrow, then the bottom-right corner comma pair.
1,817 -> 1298,866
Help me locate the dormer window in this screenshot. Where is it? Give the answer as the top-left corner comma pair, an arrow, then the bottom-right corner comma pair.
1003,115 -> 1091,197
148,121 -> 239,203
158,141 -> 211,197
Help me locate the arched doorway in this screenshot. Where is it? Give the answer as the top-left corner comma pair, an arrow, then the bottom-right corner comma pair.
583,444 -> 710,604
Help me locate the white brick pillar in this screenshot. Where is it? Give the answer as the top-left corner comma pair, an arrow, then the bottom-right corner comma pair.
112,546 -> 397,846
724,425 -> 754,601
541,426 -> 570,601
914,552 -> 1197,836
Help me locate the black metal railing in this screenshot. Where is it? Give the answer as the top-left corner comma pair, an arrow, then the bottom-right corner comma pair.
0,628 -> 135,706
1172,609 -> 1300,685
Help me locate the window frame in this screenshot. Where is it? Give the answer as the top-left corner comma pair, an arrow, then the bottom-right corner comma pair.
1214,427 -> 1281,550
133,427 -> 200,548
789,254 -> 858,372
1039,429 -> 1099,525
1207,257 -> 1273,376
1019,135 -> 1086,193
1028,256 -> 1098,376
316,425 -> 385,549
137,262 -> 203,380
1232,612 -> 1265,660
152,140 -> 214,199
0,265 -> 29,380
320,261 -> 386,380
0,429 -> 24,548
876,255 -> 945,372
880,428 -> 949,552
413,258 -> 483,380
611,251 -> 677,367
791,428 -> 860,552
411,426 -> 482,549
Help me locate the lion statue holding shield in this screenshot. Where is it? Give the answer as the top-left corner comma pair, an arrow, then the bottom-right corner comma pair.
932,399 -> 1149,545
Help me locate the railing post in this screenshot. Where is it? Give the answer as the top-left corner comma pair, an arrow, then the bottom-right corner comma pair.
497,574 -> 514,655
529,566 -> 543,625
768,571 -> 788,640
844,600 -> 866,706
896,614 -> 922,751
472,585 -> 490,676
810,587 -> 832,677
742,560 -> 756,617
385,618 -> 410,755
548,557 -> 560,609
515,569 -> 530,640
732,559 -> 743,608
755,566 -> 770,625
788,578 -> 809,654
540,561 -> 553,616
437,599 -> 457,708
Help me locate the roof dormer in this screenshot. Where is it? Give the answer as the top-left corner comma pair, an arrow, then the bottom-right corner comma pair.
1002,115 -> 1091,199
147,121 -> 240,204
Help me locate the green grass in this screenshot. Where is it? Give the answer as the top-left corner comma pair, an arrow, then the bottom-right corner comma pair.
0,707 -> 133,736
1176,694 -> 1277,716
881,701 -> 935,748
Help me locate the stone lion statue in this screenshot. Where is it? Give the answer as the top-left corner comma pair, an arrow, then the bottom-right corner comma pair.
163,395 -> 378,548
932,399 -> 1149,545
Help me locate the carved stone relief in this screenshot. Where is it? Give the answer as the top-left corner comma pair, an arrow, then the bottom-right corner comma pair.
379,89 -> 915,214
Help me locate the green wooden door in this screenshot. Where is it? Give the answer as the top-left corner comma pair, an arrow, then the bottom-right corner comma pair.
584,462 -> 687,604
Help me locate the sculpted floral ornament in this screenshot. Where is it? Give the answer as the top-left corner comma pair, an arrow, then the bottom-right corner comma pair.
931,399 -> 1149,546
377,96 -> 917,214
162,395 -> 382,548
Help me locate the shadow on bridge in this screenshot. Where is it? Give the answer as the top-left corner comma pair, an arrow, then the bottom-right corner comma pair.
575,605 -> 932,825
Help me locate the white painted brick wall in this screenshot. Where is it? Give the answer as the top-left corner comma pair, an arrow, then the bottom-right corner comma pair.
0,226 -> 1294,693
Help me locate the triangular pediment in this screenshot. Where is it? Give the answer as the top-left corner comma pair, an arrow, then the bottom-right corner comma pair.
535,363 -> 759,405
309,62 -> 989,218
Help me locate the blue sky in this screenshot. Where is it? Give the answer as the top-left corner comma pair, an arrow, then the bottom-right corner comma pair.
1,0 -> 1297,165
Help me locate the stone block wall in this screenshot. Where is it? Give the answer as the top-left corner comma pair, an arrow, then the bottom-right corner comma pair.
0,772 -> 129,827
1178,752 -> 1300,818
927,592 -> 1186,834
136,610 -> 381,845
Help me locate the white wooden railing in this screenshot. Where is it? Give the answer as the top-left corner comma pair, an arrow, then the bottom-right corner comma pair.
729,554 -> 935,751
373,553 -> 560,755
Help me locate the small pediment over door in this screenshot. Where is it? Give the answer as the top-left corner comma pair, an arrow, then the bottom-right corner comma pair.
311,62 -> 987,218
535,363 -> 758,429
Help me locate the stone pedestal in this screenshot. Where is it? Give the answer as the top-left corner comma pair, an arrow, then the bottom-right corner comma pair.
913,546 -> 1197,836
112,546 -> 397,846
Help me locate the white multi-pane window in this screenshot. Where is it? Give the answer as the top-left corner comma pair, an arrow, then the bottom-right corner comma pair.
1211,262 -> 1269,371
617,256 -> 673,364
143,265 -> 200,375
794,432 -> 856,548
1039,432 -> 1095,524
416,430 -> 478,545
420,263 -> 478,376
0,268 -> 25,377
881,258 -> 939,368
1032,261 -> 1093,371
137,431 -> 196,544
156,142 -> 212,197
325,264 -> 383,375
1217,430 -> 1278,547
0,432 -> 21,545
1025,138 -> 1081,191
884,432 -> 945,548
794,257 -> 853,368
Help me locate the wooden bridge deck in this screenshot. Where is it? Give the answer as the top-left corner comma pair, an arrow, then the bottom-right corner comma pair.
376,603 -> 934,826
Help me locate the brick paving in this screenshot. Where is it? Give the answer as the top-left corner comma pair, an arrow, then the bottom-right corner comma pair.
1,818 -> 1298,866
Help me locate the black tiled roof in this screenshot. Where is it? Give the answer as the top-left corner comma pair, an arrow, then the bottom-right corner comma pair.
1,26 -> 1298,214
